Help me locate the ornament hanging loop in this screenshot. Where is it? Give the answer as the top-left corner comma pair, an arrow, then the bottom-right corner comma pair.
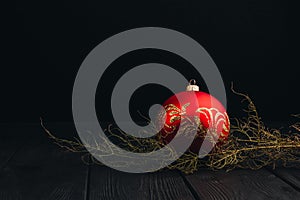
186,79 -> 199,91
189,79 -> 196,85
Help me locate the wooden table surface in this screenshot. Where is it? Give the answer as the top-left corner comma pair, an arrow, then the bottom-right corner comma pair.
0,123 -> 300,200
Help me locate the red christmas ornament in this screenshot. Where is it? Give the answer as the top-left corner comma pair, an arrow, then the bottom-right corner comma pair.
158,80 -> 230,153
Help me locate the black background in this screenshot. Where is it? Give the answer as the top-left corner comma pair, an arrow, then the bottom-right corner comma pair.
7,0 -> 299,125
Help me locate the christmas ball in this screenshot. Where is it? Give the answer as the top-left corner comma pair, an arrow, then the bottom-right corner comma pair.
158,80 -> 230,153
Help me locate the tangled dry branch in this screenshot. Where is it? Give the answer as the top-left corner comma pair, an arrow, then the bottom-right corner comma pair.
41,87 -> 300,174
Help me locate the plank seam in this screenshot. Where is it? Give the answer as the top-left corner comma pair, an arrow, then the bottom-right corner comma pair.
266,168 -> 300,193
178,171 -> 201,200
84,155 -> 92,200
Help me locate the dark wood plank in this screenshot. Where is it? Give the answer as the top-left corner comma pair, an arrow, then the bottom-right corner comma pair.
0,140 -> 18,170
89,166 -> 195,200
0,124 -> 88,200
0,124 -> 32,170
272,168 -> 300,191
185,168 -> 300,200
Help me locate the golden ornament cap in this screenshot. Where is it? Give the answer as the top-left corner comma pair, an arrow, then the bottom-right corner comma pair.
186,79 -> 199,91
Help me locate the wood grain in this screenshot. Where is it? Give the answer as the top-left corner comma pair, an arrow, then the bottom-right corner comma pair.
0,141 -> 18,170
0,124 -> 88,200
89,166 -> 195,200
1,123 -> 300,200
272,168 -> 300,191
185,168 -> 300,200
0,124 -> 29,170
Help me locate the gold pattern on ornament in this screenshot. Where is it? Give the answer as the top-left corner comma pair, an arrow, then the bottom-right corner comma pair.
162,103 -> 230,136
164,104 -> 181,112
161,103 -> 190,134
195,107 -> 228,133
